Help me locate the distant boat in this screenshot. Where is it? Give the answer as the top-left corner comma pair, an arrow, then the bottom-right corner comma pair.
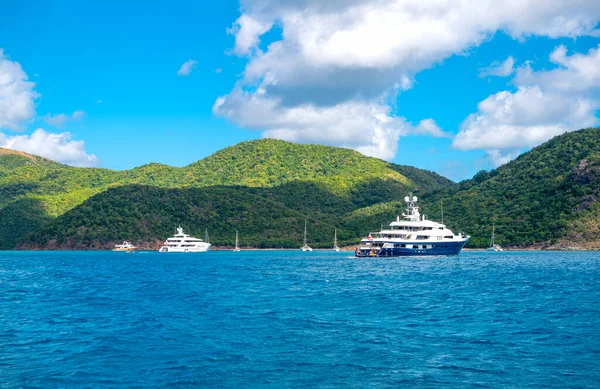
159,226 -> 211,253
487,224 -> 503,252
301,220 -> 313,252
233,230 -> 241,252
113,241 -> 136,252
333,228 -> 340,251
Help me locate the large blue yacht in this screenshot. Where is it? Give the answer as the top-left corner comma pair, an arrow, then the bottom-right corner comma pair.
355,195 -> 469,257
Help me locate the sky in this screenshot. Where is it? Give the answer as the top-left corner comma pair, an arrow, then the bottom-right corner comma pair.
1,0 -> 600,181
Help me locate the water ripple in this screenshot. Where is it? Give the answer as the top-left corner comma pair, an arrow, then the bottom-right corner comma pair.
0,250 -> 599,388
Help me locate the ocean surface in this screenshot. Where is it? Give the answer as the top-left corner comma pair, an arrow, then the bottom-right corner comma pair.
1,250 -> 599,388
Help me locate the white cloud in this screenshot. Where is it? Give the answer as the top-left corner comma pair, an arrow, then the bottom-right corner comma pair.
0,49 -> 39,130
177,59 -> 198,76
44,110 -> 86,128
413,119 -> 451,138
218,1 -> 600,159
485,149 -> 523,167
515,44 -> 600,93
455,86 -> 598,152
455,43 -> 600,166
479,57 -> 515,78
213,88 -> 446,160
227,14 -> 273,56
0,128 -> 99,167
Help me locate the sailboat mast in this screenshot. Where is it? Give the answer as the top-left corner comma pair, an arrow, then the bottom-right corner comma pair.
235,230 -> 239,248
334,228 -> 337,247
441,199 -> 444,224
304,220 -> 307,246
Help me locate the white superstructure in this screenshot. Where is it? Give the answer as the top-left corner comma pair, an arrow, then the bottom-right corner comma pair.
356,195 -> 469,257
113,241 -> 136,252
159,226 -> 211,253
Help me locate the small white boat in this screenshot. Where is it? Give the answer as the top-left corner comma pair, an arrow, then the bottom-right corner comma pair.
113,241 -> 136,252
333,228 -> 340,252
487,224 -> 503,252
233,230 -> 241,252
159,226 -> 211,253
301,220 -> 312,252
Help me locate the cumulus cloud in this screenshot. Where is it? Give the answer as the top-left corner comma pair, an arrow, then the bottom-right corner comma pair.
213,88 -> 447,159
44,110 -> 86,128
515,44 -> 600,93
455,86 -> 597,150
217,0 -> 600,159
0,49 -> 39,130
177,59 -> 198,76
0,128 -> 99,167
455,45 -> 600,166
228,14 -> 273,56
479,57 -> 515,78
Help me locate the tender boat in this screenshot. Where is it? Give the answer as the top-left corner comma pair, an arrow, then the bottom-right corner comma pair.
159,226 -> 211,253
487,224 -> 503,252
301,220 -> 313,252
355,194 -> 470,257
113,241 -> 136,252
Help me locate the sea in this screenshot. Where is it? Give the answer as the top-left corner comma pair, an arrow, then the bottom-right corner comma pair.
1,250 -> 599,388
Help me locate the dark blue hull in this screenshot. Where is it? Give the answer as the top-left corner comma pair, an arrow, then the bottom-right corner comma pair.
356,241 -> 468,257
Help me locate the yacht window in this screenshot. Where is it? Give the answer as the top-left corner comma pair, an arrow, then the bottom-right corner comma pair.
444,236 -> 453,239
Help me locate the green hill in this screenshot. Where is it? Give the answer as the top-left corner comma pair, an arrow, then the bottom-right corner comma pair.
0,139 -> 452,249
414,127 -> 600,248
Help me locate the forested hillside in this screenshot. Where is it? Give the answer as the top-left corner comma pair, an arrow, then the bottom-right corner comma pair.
419,128 -> 600,248
0,140 -> 452,249
8,129 -> 600,250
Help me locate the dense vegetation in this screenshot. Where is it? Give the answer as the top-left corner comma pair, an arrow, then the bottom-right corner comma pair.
1,140 -> 451,249
7,130 -> 600,250
418,128 -> 600,248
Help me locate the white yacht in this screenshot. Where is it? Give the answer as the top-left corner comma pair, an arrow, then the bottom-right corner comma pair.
487,224 -> 503,252
355,195 -> 470,257
113,241 -> 136,252
333,228 -> 340,252
301,220 -> 312,252
159,226 -> 211,253
233,230 -> 241,252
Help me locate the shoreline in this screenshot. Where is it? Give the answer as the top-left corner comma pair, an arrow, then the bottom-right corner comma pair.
3,247 -> 600,252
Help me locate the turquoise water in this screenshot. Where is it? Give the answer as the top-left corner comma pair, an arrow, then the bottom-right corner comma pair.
1,250 -> 599,388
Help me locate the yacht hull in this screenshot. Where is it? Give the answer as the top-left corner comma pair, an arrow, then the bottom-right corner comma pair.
355,241 -> 467,257
159,244 -> 211,253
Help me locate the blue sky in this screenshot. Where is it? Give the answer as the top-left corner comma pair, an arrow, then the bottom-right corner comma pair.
1,1 -> 600,181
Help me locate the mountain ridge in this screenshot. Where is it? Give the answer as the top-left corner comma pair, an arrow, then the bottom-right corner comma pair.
7,129 -> 600,250
0,139 -> 452,249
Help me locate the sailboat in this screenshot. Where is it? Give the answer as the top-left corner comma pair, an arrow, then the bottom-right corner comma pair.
301,220 -> 313,252
333,228 -> 340,251
233,230 -> 241,252
487,224 -> 503,252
